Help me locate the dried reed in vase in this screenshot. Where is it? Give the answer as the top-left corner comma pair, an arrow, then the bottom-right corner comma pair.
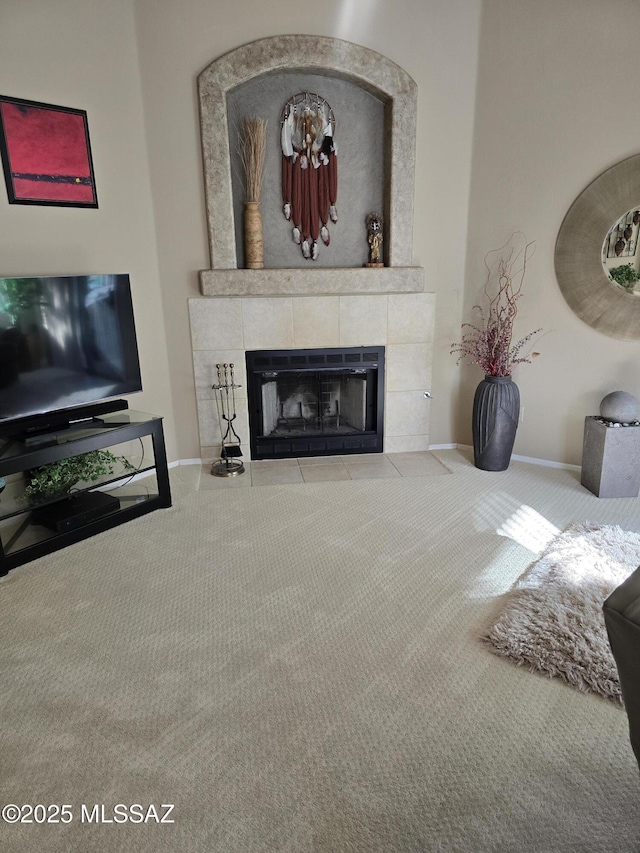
239,117 -> 267,269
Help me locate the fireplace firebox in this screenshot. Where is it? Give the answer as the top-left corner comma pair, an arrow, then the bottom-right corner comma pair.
246,346 -> 385,459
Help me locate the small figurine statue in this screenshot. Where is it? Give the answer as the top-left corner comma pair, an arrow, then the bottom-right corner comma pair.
365,213 -> 384,267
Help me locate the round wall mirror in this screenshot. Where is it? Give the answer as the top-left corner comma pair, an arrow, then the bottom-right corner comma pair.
555,153 -> 640,339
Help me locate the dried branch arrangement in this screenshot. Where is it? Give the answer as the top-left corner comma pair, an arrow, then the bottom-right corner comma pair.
239,117 -> 267,203
451,235 -> 543,377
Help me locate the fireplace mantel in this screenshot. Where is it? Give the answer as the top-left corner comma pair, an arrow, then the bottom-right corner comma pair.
200,267 -> 424,297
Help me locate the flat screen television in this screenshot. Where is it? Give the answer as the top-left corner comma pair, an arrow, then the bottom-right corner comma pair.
0,274 -> 142,437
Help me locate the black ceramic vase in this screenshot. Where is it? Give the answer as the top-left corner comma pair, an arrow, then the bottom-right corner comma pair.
472,375 -> 520,471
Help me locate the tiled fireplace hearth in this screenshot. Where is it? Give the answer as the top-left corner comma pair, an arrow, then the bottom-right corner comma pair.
189,288 -> 434,461
189,36 -> 435,463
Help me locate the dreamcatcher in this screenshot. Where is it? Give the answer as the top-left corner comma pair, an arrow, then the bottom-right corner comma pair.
280,92 -> 337,261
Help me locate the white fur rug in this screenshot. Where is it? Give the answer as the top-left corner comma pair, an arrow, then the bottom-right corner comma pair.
484,522 -> 640,706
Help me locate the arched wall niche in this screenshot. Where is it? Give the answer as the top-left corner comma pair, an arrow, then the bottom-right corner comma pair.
198,35 -> 417,273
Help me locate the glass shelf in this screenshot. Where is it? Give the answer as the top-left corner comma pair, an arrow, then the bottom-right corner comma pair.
0,410 -> 171,574
0,453 -> 156,521
0,410 -> 161,464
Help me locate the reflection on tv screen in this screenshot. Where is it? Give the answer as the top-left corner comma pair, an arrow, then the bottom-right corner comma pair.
0,274 -> 142,423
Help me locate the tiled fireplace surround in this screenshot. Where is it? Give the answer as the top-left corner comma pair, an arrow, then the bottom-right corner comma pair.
189,36 -> 435,462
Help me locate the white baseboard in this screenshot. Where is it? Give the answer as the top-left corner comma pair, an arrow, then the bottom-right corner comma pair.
101,459 -> 199,491
428,443 -> 581,472
174,449 -> 582,473
511,452 -> 581,472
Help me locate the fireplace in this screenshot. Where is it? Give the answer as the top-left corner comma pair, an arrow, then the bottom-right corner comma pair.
190,37 -> 435,464
246,347 -> 384,459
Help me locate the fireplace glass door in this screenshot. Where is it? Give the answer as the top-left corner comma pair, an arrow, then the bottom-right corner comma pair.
246,347 -> 384,459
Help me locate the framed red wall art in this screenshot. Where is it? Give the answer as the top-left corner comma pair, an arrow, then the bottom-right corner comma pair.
0,95 -> 98,208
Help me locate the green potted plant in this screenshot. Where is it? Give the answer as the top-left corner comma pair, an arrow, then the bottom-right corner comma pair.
25,450 -> 135,503
608,264 -> 640,293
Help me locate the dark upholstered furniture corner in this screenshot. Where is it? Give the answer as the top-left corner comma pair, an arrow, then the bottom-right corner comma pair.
603,566 -> 640,773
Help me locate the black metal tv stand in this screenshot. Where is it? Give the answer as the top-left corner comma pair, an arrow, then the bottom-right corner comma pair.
1,400 -> 130,446
0,410 -> 171,574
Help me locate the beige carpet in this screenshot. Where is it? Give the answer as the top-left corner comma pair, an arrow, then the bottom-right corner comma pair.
1,450 -> 640,852
484,522 -> 640,706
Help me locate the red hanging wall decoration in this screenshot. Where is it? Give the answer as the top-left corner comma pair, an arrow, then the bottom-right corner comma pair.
281,92 -> 337,261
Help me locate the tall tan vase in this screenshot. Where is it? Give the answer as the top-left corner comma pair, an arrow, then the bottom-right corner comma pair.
244,201 -> 264,269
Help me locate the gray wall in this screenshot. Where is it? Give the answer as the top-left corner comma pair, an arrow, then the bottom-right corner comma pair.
464,0 -> 640,465
227,72 -> 385,269
132,0 -> 481,459
0,0 -> 177,458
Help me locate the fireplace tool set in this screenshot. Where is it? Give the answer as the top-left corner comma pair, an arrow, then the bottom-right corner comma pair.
211,363 -> 245,477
